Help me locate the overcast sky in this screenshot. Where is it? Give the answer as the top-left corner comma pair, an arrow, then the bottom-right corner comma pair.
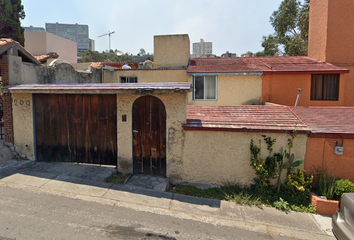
21,0 -> 284,56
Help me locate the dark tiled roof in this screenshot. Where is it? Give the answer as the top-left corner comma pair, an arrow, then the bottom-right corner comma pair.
3,83 -> 192,94
290,107 -> 354,134
184,105 -> 309,133
187,56 -> 349,74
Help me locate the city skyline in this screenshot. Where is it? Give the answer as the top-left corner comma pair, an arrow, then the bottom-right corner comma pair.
21,0 -> 284,56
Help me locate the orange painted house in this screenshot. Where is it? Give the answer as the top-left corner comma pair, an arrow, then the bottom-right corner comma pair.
308,0 -> 354,107
291,107 -> 354,182
187,56 -> 348,107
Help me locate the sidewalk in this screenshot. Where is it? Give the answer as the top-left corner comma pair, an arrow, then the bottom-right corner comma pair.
0,160 -> 335,240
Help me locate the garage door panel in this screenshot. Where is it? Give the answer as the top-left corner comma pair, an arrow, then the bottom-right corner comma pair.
107,95 -> 117,164
89,95 -> 99,164
58,94 -> 69,162
34,94 -> 117,165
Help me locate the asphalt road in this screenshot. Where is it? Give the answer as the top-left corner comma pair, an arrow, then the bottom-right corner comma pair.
0,185 -> 299,240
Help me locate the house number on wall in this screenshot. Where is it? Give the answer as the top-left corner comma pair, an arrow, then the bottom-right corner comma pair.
14,99 -> 31,107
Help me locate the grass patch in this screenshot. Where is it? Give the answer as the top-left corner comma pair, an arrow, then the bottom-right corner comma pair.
168,183 -> 317,213
104,172 -> 130,185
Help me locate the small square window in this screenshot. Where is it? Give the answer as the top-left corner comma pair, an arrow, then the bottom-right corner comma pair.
193,75 -> 217,100
311,74 -> 339,101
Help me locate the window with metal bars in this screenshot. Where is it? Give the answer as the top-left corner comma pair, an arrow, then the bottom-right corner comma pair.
311,74 -> 339,101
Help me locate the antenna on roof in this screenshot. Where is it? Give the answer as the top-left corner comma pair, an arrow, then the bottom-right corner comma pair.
97,30 -> 115,51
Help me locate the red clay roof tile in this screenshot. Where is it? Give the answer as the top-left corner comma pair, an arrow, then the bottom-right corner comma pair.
290,107 -> 354,134
185,105 -> 309,133
187,56 -> 349,74
34,52 -> 59,63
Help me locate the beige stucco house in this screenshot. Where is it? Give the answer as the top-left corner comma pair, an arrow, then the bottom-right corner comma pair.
1,36 -> 311,186
100,34 -> 264,106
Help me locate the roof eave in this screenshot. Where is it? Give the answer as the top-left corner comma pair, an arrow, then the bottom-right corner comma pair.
186,72 -> 263,76
183,125 -> 309,134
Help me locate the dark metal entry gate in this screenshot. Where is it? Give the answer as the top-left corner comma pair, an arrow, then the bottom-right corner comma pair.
34,94 -> 117,165
133,95 -> 166,176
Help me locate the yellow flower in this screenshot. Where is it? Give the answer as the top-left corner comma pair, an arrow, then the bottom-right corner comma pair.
298,186 -> 305,192
259,165 -> 262,167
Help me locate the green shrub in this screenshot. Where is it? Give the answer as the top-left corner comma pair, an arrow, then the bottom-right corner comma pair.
284,168 -> 313,201
312,166 -> 336,200
274,197 -> 289,211
334,179 -> 354,198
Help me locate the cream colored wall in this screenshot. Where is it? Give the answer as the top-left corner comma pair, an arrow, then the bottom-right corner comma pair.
46,32 -> 77,63
24,32 -> 47,56
12,93 -> 35,157
116,92 -> 188,182
103,69 -> 189,83
188,74 -> 262,105
24,32 -> 77,63
181,131 -> 307,186
154,34 -> 190,68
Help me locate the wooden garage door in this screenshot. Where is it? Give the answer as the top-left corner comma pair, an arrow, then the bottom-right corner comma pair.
133,95 -> 166,176
34,94 -> 117,165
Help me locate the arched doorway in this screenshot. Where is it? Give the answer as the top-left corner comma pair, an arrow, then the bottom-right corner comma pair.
132,95 -> 166,176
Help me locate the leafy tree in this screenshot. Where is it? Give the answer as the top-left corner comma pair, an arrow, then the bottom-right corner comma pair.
255,35 -> 280,57
137,48 -> 146,56
0,0 -> 25,46
256,0 -> 309,56
78,50 -> 134,63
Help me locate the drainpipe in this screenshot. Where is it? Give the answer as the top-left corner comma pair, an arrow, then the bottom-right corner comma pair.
295,88 -> 302,106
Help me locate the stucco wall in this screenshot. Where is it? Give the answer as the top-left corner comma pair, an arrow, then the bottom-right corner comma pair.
116,92 -> 188,182
8,56 -> 23,85
309,0 -> 354,64
181,131 -> 308,186
103,69 -> 188,84
343,67 -> 354,107
188,74 -> 262,105
24,32 -> 47,56
308,0 -> 329,62
308,0 -> 354,107
46,32 -> 77,63
25,32 -> 78,63
304,137 -> 354,182
18,58 -> 100,84
262,73 -> 346,106
12,93 -> 34,157
154,34 -> 190,68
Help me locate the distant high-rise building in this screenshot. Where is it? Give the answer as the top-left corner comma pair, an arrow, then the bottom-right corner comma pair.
45,22 -> 92,52
89,38 -> 95,51
24,25 -> 45,33
192,39 -> 212,58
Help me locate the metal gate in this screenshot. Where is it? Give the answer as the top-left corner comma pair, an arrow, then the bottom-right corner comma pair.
34,94 -> 117,165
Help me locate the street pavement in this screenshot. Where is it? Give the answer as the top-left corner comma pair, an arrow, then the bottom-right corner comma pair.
0,159 -> 335,240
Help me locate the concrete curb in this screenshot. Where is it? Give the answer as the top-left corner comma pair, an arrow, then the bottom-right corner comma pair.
0,173 -> 334,240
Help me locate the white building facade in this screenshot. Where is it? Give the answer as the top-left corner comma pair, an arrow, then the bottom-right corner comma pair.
192,39 -> 212,58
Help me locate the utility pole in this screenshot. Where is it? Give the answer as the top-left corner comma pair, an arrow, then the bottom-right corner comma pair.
97,30 -> 115,51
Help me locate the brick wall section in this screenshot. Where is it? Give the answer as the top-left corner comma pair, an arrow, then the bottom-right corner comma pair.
309,193 -> 338,216
0,56 -> 14,144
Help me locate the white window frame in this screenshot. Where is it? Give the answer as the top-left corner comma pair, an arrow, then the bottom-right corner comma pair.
192,75 -> 218,101
120,76 -> 138,83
